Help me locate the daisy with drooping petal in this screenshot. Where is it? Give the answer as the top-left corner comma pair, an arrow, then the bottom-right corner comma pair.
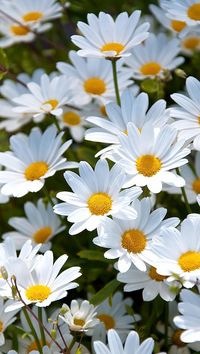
60,300 -> 99,333
85,89 -> 170,146
94,329 -> 154,354
94,197 -> 179,272
2,199 -> 64,252
57,51 -> 133,105
180,29 -> 200,56
144,214 -> 200,288
0,298 -> 19,346
71,11 -> 150,58
13,74 -> 77,119
54,159 -> 142,235
0,69 -> 55,132
125,33 -> 184,80
149,4 -> 188,36
107,123 -> 190,193
1,250 -> 81,311
160,0 -> 200,27
0,125 -> 76,197
92,292 -> 138,344
174,289 -> 200,343
171,76 -> 200,150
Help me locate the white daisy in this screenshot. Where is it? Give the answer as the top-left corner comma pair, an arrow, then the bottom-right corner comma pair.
106,123 -> 190,193
71,11 -> 150,58
57,107 -> 87,143
149,4 -> 188,35
125,33 -> 184,80
94,197 -> 179,272
0,298 -> 19,346
171,76 -> 200,150
160,0 -> 200,27
85,89 -> 170,146
2,199 -> 65,252
54,159 -> 142,235
13,73 -> 77,119
92,292 -> 138,344
0,17 -> 35,48
1,250 -> 81,311
0,125 -> 76,197
57,51 -> 132,106
174,289 -> 200,343
144,214 -> 200,288
94,329 -> 154,354
117,264 -> 180,302
164,152 -> 200,204
60,300 -> 99,333
181,29 -> 200,56
7,348 -> 60,354
0,69 -> 55,132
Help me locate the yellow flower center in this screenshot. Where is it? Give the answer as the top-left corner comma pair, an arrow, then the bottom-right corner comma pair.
43,99 -> 58,110
172,329 -> 185,347
149,267 -> 167,282
26,285 -> 51,302
74,318 -> 86,327
33,226 -> 52,244
121,229 -> 146,253
0,321 -> 3,332
188,3 -> 200,20
24,161 -> 48,181
27,340 -> 50,353
98,314 -> 115,330
136,154 -> 162,177
171,20 -> 186,32
178,251 -> 200,272
101,42 -> 125,55
22,11 -> 43,22
11,25 -> 30,36
183,36 -> 200,49
140,62 -> 161,76
192,178 -> 200,194
84,77 -> 106,95
63,111 -> 81,126
88,192 -> 112,215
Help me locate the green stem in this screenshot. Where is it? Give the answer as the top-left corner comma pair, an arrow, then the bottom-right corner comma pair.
164,302 -> 169,350
111,60 -> 121,106
23,308 -> 43,354
67,337 -> 76,353
176,168 -> 192,214
43,186 -> 54,207
38,307 -> 46,347
51,114 -> 62,132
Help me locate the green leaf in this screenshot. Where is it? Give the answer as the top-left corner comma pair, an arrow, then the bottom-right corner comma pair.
90,279 -> 120,306
77,250 -> 109,262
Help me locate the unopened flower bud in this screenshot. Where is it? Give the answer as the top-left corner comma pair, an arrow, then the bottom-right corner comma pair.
0,266 -> 8,280
51,329 -> 57,339
175,69 -> 187,79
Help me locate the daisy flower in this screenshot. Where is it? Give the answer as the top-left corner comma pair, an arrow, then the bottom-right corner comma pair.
180,29 -> 200,56
94,197 -> 179,272
71,11 -> 150,58
13,74 -> 77,119
164,152 -> 200,204
171,76 -> 200,150
117,264 -> 180,302
107,123 -> 190,193
144,214 -> 200,288
174,289 -> 200,343
160,0 -> 200,27
0,69 -> 55,132
8,348 -> 60,354
92,292 -> 138,344
0,125 -> 76,197
0,298 -> 19,346
149,4 -> 188,36
85,89 -> 170,146
94,329 -> 154,354
1,250 -> 81,311
2,199 -> 65,252
57,51 -> 133,105
125,33 -> 184,80
54,159 -> 142,235
57,107 -> 88,143
0,17 -> 35,48
60,300 -> 99,333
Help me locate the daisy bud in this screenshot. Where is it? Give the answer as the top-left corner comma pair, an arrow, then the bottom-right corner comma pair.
60,304 -> 70,315
50,329 -> 57,339
11,285 -> 17,299
175,68 -> 187,79
0,266 -> 8,280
